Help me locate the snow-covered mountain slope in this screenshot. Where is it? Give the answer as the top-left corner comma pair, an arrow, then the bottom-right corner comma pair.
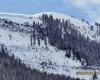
0,12 -> 41,24
1,26 -> 100,80
0,12 -> 99,41
0,28 -> 81,77
33,12 -> 98,41
0,12 -> 100,80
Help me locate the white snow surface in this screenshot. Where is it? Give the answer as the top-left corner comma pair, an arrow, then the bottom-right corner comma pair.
0,12 -> 42,24
0,12 -> 100,80
0,28 -> 81,77
0,12 -> 99,41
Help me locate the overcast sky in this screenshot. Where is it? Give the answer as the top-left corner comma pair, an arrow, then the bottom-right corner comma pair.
0,0 -> 99,23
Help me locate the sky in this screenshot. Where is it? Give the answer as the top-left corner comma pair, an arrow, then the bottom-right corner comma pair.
0,0 -> 100,23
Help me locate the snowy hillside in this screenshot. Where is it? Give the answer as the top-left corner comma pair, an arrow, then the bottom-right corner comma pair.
0,24 -> 82,79
33,12 -> 99,41
0,12 -> 100,80
0,12 -> 42,24
0,12 -> 99,41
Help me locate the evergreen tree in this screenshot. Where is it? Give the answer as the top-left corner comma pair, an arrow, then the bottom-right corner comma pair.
93,71 -> 97,80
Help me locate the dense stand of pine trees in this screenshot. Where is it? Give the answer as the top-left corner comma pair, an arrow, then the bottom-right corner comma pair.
34,14 -> 100,66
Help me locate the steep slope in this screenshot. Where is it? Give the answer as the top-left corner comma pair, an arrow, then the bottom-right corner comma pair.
0,45 -> 79,80
33,12 -> 98,41
0,24 -> 81,78
0,12 -> 98,41
0,12 -> 100,80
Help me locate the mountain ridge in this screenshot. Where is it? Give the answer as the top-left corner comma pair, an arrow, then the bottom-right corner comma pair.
0,12 -> 100,80
0,11 -> 98,41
